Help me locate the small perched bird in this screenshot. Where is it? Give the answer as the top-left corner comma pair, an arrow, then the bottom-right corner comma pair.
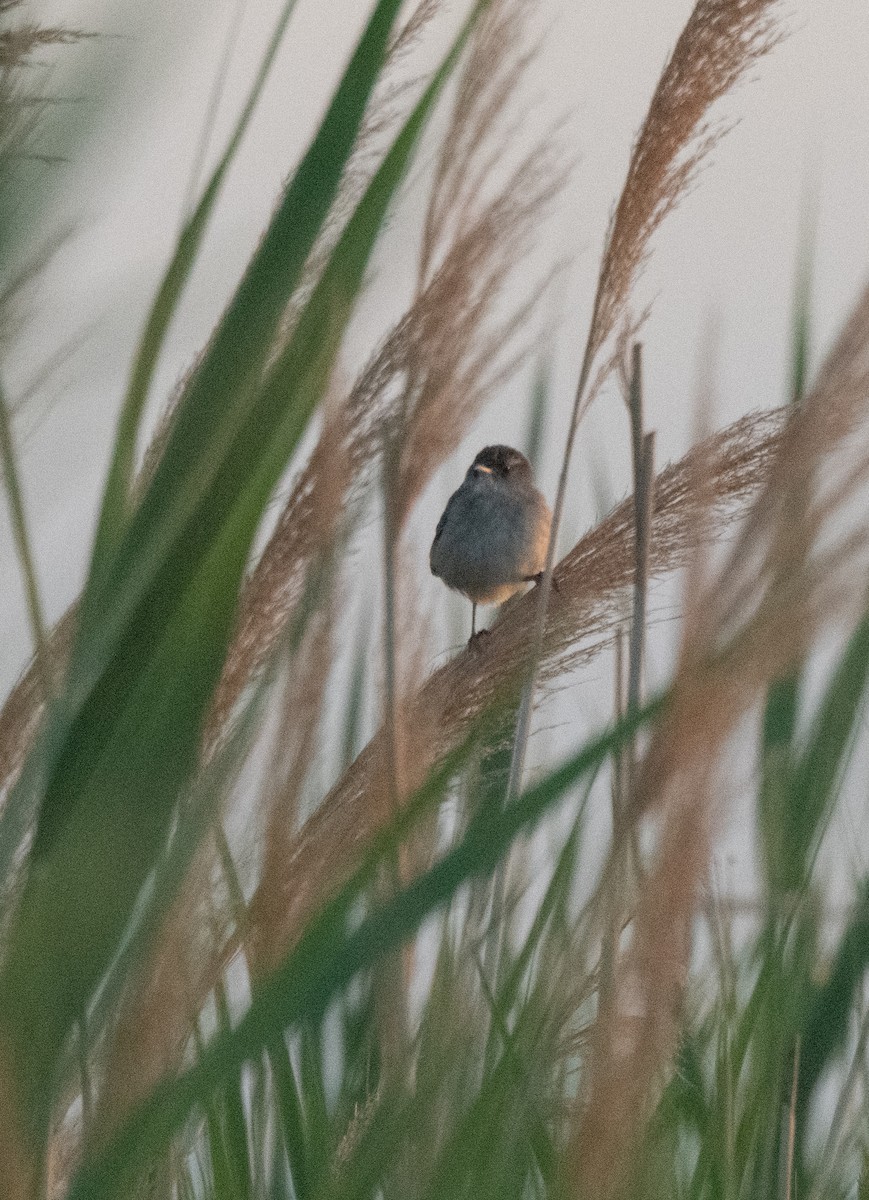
430,444 -> 553,641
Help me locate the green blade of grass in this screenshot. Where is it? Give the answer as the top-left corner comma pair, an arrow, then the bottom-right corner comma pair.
789,605 -> 869,882
798,878 -> 869,1133
497,776 -> 592,1020
474,959 -> 559,1190
66,697 -> 660,1200
208,979 -> 254,1200
0,14 -> 484,1141
758,215 -> 814,897
24,1 -> 484,861
84,0 -> 374,576
298,1022 -> 330,1186
270,1038 -> 313,1200
0,0 -> 408,891
0,503 -> 257,1130
0,376 -> 49,697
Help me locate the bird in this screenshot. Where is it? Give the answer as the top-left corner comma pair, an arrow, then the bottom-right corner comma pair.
430,444 -> 553,642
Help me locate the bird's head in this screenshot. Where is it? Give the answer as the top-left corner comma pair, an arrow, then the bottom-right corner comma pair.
467,444 -> 532,483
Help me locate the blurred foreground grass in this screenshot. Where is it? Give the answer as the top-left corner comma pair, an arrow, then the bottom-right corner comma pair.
2,1 -> 869,1198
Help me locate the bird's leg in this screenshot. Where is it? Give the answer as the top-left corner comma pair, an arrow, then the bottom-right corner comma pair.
525,571 -> 560,594
467,602 -> 491,651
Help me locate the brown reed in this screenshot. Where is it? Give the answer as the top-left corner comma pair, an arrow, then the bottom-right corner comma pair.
244,406 -> 786,960
509,0 -> 790,803
565,279 -> 869,1200
75,0 -> 565,1143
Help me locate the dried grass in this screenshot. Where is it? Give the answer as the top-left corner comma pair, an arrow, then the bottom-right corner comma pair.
247,406 -> 786,957
273,0 -> 446,346
203,403 -> 349,759
92,848 -> 229,1148
589,0 -> 785,367
571,760 -> 716,1200
565,280 -> 869,1199
61,0 -> 565,1136
0,0 -> 90,175
507,0 -> 790,806
246,593 -> 339,980
0,0 -> 85,68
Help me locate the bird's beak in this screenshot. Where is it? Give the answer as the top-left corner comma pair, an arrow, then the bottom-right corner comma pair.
473,464 -> 492,475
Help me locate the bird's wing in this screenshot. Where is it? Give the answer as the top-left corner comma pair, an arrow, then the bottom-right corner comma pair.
432,490 -> 458,547
430,488 -> 463,579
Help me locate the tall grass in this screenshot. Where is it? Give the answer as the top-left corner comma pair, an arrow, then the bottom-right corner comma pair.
2,2 -> 869,1199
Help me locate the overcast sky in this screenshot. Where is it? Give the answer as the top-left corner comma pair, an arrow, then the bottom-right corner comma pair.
2,0 -> 869,726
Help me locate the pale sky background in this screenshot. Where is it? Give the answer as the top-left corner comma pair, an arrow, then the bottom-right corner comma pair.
2,0 -> 869,899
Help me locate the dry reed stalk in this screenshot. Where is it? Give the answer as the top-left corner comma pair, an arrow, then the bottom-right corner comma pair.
590,0 -> 785,368
566,280 -> 869,1200
272,0 -> 446,347
246,593 -> 339,981
0,2 -> 85,68
377,0 -> 564,931
392,0 -> 567,508
0,0 -> 561,810
203,403 -> 349,757
713,280 -> 869,629
510,0 -> 789,799
417,0 -> 546,282
79,396 -> 794,1150
50,1 -> 566,1132
245,407 -> 786,958
90,845 -> 224,1146
571,759 -> 716,1200
0,0 -> 438,805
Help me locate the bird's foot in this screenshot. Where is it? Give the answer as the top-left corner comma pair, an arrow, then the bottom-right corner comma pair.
525,571 -> 560,594
467,628 -> 491,653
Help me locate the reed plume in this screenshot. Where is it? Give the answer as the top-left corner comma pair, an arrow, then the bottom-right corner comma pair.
589,0 -> 785,367
510,0 -> 790,802
78,0 -> 566,1142
245,406 -> 786,957
6,4 -> 865,1196
567,278 -> 869,1200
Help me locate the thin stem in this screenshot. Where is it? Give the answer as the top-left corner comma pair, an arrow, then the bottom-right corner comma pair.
627,345 -> 652,721
0,377 -> 50,700
214,823 -> 249,937
781,1036 -> 800,1200
809,1006 -> 869,1200
377,435 -> 409,1077
78,1010 -> 93,1153
505,292 -> 602,800
611,627 -> 627,824
629,433 -> 655,707
180,0 -> 249,227
600,626 -> 628,1025
381,435 -> 404,822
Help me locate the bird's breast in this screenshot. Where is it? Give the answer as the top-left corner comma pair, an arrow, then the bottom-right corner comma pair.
430,481 -> 550,604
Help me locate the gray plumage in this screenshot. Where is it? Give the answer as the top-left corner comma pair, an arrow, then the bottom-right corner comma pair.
430,445 -> 552,636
